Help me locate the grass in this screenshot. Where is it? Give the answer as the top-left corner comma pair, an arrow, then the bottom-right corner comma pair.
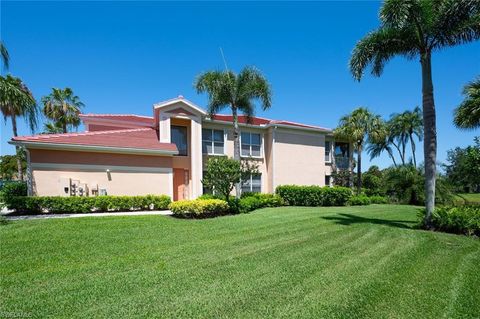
1,205 -> 479,318
455,193 -> 480,205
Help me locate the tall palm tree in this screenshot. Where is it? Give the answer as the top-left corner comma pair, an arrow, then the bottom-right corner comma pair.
194,66 -> 272,198
1,41 -> 9,70
390,107 -> 423,167
0,75 -> 38,180
349,0 -> 480,225
334,107 -> 382,192
42,88 -> 84,133
454,77 -> 480,129
367,122 -> 398,167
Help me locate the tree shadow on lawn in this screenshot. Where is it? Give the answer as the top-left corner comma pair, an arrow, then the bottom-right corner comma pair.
322,213 -> 417,229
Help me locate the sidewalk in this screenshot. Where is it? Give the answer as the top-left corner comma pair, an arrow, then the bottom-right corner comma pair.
4,210 -> 173,220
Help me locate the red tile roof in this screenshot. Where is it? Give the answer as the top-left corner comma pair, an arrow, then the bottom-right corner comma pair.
12,128 -> 178,153
210,114 -> 330,131
79,114 -> 154,125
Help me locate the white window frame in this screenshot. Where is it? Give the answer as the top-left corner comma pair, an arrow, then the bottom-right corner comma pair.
202,128 -> 226,155
325,140 -> 332,163
242,173 -> 262,193
240,131 -> 263,158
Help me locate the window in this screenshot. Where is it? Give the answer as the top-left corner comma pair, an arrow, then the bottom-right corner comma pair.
171,126 -> 188,156
241,132 -> 261,157
202,129 -> 224,155
242,174 -> 261,193
325,141 -> 331,162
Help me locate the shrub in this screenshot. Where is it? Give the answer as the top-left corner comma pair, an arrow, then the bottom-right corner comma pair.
236,193 -> 283,214
275,185 -> 352,207
368,195 -> 389,204
420,206 -> 480,236
3,194 -> 171,214
348,195 -> 371,206
169,199 -> 229,217
0,182 -> 27,203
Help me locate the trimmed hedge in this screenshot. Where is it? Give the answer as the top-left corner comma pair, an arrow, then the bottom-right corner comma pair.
420,206 -> 480,236
236,193 -> 284,214
275,185 -> 352,207
4,194 -> 171,214
169,199 -> 229,217
348,195 -> 371,206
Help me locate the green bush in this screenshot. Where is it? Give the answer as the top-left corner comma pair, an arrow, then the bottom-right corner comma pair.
348,195 -> 372,206
275,185 -> 352,207
368,195 -> 389,204
0,182 -> 27,203
3,194 -> 171,214
236,193 -> 283,214
169,199 -> 229,217
420,206 -> 480,236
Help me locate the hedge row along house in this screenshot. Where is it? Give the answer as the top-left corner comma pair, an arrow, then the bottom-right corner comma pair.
10,96 -> 352,200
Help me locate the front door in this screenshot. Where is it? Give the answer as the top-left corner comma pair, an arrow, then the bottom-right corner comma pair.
173,168 -> 189,201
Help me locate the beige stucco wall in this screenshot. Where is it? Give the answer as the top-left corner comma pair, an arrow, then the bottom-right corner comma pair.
28,149 -> 173,197
273,128 -> 327,188
32,169 -> 172,197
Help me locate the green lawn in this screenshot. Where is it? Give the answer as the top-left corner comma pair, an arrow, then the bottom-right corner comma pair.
1,205 -> 479,318
455,193 -> 480,205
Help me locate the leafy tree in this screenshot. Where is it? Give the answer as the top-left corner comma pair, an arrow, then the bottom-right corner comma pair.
362,165 -> 385,196
202,157 -> 258,203
349,0 -> 480,225
0,75 -> 38,181
444,137 -> 480,193
454,77 -> 480,130
389,106 -> 423,167
195,66 -> 272,198
334,107 -> 382,192
42,87 -> 84,133
0,41 -> 9,69
0,154 -> 26,180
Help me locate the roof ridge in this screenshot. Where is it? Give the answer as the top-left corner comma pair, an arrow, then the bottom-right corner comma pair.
13,128 -> 152,141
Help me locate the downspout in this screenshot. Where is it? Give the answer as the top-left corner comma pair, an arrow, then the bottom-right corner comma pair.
25,148 -> 33,196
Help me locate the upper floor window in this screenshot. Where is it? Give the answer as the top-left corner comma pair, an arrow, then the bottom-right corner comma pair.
325,141 -> 331,162
241,132 -> 261,157
171,125 -> 188,156
202,129 -> 224,155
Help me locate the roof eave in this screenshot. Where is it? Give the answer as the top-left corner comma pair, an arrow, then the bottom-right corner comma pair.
9,141 -> 178,156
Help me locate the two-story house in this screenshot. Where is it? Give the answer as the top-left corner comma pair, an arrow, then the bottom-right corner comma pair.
10,96 -> 352,200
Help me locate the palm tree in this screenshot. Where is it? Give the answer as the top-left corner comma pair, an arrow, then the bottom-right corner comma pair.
334,107 -> 382,192
1,41 -> 9,70
390,107 -> 423,167
43,121 -> 64,134
42,88 -> 84,133
367,122 -> 398,167
349,0 -> 480,225
454,77 -> 480,129
194,66 -> 272,198
0,75 -> 38,180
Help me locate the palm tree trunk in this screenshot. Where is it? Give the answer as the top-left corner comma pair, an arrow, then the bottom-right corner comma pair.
356,143 -> 362,193
231,105 -> 241,199
62,122 -> 67,133
392,141 -> 405,165
421,52 -> 437,227
387,149 -> 397,167
409,133 -> 417,167
11,116 -> 23,181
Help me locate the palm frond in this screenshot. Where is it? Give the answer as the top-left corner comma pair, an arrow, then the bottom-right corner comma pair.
454,77 -> 480,129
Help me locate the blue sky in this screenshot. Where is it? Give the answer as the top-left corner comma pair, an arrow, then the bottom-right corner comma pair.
1,1 -> 479,170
